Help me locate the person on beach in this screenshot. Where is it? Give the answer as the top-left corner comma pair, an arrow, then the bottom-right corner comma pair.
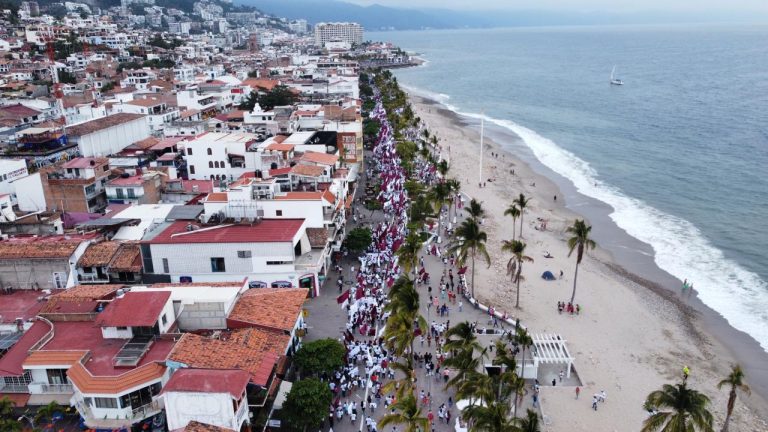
592,396 -> 598,411
683,365 -> 690,382
575,386 -> 581,399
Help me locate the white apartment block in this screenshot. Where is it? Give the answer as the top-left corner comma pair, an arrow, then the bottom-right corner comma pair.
314,22 -> 363,47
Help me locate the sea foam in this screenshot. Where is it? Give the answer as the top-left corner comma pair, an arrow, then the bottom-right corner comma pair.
423,95 -> 768,352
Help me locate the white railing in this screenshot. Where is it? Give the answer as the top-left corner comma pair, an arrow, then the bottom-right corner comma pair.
40,383 -> 74,393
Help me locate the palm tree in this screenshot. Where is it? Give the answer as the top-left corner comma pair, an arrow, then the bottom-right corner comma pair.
501,239 -> 533,309
642,383 -> 714,432
379,393 -> 430,432
437,160 -> 449,177
467,198 -> 485,222
396,232 -> 423,279
446,178 -> 461,221
426,182 -> 450,234
449,218 -> 491,299
512,194 -> 530,239
0,397 -> 21,432
460,372 -> 518,432
504,204 -> 521,240
516,409 -> 541,432
566,219 -> 597,304
492,340 -> 522,416
444,321 -> 483,356
512,327 -> 533,384
34,400 -> 64,426
717,364 -> 750,432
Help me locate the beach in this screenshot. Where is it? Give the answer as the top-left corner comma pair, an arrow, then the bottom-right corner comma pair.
409,93 -> 768,431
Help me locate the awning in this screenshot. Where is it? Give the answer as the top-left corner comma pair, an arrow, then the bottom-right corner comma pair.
272,380 -> 293,410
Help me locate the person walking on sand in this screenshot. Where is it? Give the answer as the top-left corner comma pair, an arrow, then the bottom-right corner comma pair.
683,365 -> 690,382
575,386 -> 580,399
592,396 -> 598,411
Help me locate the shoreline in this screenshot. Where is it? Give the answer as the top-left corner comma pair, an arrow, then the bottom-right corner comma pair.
408,93 -> 768,429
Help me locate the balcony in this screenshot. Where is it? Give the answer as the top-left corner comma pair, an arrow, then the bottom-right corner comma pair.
78,273 -> 110,284
76,399 -> 163,429
132,399 -> 163,419
30,382 -> 74,394
0,383 -> 29,393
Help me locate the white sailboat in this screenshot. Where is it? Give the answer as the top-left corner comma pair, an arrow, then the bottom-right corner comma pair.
610,66 -> 624,86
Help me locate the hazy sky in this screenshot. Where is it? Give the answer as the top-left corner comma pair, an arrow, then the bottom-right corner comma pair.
347,0 -> 768,13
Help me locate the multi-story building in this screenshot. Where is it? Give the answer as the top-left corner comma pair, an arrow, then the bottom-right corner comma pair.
105,171 -> 163,205
314,22 -> 363,47
41,157 -> 112,213
66,113 -> 150,158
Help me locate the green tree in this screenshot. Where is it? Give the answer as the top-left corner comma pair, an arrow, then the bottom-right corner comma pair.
280,378 -> 332,432
363,118 -> 381,137
437,159 -> 449,177
443,321 -> 484,389
345,227 -> 372,253
717,364 -> 750,432
57,70 -> 77,84
501,239 -> 533,309
426,182 -> 450,234
294,338 -> 345,377
467,198 -> 485,222
34,400 -> 64,425
379,393 -> 429,432
517,409 -> 541,432
238,90 -> 259,111
511,327 -> 533,386
566,219 -> 597,304
504,204 -> 520,241
446,178 -> 461,221
512,193 -> 530,239
258,85 -> 297,110
449,218 -> 490,299
642,383 -> 714,432
0,397 -> 21,431
395,232 -> 423,278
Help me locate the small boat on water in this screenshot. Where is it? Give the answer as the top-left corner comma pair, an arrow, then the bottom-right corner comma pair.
610,66 -> 624,85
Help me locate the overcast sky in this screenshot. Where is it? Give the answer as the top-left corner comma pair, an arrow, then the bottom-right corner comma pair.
346,0 -> 768,13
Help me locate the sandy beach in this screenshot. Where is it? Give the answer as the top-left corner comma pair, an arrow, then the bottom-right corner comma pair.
409,93 -> 768,431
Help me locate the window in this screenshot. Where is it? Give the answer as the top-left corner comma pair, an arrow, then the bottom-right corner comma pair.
207,148 -> 212,155
116,326 -> 128,330
210,257 -> 225,272
127,188 -> 135,198
94,397 -> 118,409
161,314 -> 167,325
276,210 -> 283,216
162,258 -> 169,273
209,161 -> 214,168
266,260 -> 293,265
237,250 -> 252,258
187,148 -> 193,155
214,161 -> 219,168
116,188 -> 124,199
189,165 -> 195,174
220,161 -> 225,168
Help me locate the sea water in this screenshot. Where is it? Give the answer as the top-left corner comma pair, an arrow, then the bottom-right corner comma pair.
369,25 -> 768,351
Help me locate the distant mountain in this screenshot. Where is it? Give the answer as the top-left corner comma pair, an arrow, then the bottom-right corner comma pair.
240,0 -> 448,30
240,0 -> 768,31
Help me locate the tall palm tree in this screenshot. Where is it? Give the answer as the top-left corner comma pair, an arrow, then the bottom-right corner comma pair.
396,232 -> 423,279
427,182 -> 450,234
642,383 -> 714,432
512,194 -> 530,239
460,372 -> 518,432
0,397 -> 21,432
446,178 -> 461,221
717,364 -> 750,432
512,327 -> 533,384
504,204 -> 521,240
467,198 -> 485,222
516,409 -> 541,432
501,239 -> 533,309
492,340 -> 521,416
379,393 -> 430,432
566,219 -> 597,304
449,218 -> 491,299
444,321 -> 483,356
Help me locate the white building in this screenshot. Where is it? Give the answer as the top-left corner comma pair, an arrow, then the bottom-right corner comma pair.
0,159 -> 29,196
314,22 -> 363,47
67,113 -> 150,158
182,132 -> 259,181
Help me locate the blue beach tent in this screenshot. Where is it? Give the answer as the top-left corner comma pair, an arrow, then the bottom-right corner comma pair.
541,271 -> 556,281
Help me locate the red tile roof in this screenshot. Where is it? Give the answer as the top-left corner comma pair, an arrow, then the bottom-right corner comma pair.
162,369 -> 250,399
78,241 -> 121,267
68,361 -> 166,394
0,237 -> 83,259
67,113 -> 146,137
168,329 -> 287,387
265,143 -> 294,152
301,151 -> 338,165
205,192 -> 228,202
62,157 -> 109,169
274,192 -> 322,200
0,320 -> 51,376
108,243 -> 142,272
55,284 -> 122,300
96,291 -> 171,327
149,220 -> 304,245
268,167 -> 292,176
182,421 -> 232,432
226,288 -> 306,332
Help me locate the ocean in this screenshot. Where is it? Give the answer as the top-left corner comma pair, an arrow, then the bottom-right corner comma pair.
369,25 -> 768,352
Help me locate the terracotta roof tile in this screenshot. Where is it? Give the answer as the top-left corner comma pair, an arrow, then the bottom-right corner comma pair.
274,192 -> 322,200
290,164 -> 325,177
300,151 -> 338,166
0,238 -> 82,259
78,241 -> 121,267
265,143 -> 294,152
23,350 -> 88,367
182,421 -> 232,432
306,227 -> 329,248
55,284 -> 122,300
168,328 -> 288,387
162,369 -> 250,399
205,192 -> 228,202
96,291 -> 171,327
108,243 -> 142,272
226,288 -> 306,332
39,298 -> 99,315
150,220 -> 304,245
67,362 -> 166,394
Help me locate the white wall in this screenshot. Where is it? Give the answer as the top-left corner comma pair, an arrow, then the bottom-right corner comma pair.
0,159 -> 29,195
150,241 -> 295,276
13,173 -> 46,212
164,391 -> 241,431
101,326 -> 134,339
76,117 -> 150,157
